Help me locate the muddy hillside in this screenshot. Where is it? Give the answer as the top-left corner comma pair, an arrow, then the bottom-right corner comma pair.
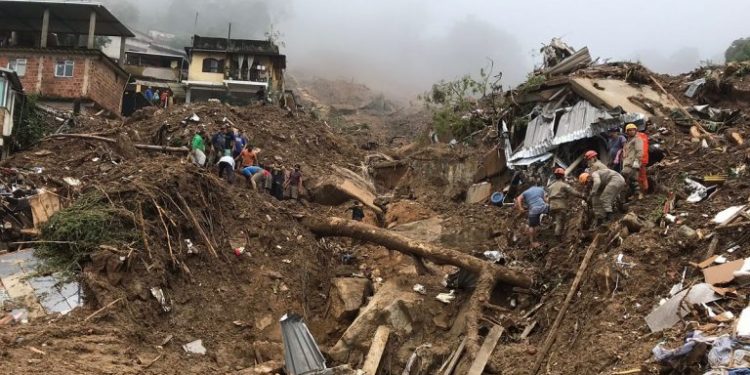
4,58 -> 750,375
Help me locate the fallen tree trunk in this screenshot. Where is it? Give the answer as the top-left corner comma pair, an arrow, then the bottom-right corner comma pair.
300,216 -> 533,360
47,134 -> 189,153
300,216 -> 532,288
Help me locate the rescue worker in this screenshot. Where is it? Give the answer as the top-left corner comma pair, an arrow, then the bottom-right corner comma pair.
548,168 -> 585,237
579,169 -> 626,225
584,150 -> 608,172
621,123 -> 647,200
515,185 -> 549,248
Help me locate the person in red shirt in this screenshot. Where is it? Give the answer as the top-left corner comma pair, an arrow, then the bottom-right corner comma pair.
160,90 -> 169,109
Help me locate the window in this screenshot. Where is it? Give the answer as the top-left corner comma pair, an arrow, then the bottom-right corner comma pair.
8,59 -> 27,77
202,58 -> 224,73
0,78 -> 6,108
54,60 -> 74,77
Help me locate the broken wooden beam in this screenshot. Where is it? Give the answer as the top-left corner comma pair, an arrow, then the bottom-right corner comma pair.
466,324 -> 504,375
362,325 -> 390,375
47,134 -> 189,153
439,337 -> 467,375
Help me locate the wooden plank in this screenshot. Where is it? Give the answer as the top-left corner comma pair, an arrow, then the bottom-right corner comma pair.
362,325 -> 390,375
27,191 -> 61,229
441,336 -> 467,375
520,321 -> 537,340
466,324 -> 504,375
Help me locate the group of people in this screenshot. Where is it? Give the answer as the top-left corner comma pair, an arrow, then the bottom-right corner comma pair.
515,123 -> 650,248
143,87 -> 173,109
189,124 -> 304,201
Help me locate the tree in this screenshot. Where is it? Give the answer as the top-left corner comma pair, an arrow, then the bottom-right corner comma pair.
725,37 -> 750,63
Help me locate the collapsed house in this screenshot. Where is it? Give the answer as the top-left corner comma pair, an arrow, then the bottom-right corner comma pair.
503,40 -> 680,171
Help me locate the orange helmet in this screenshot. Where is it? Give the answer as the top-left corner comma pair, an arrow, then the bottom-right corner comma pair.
553,167 -> 565,176
579,172 -> 591,184
584,150 -> 598,160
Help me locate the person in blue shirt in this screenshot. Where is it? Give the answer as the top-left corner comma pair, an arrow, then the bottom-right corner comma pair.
232,129 -> 247,158
144,87 -> 154,102
515,185 -> 549,248
607,128 -> 627,172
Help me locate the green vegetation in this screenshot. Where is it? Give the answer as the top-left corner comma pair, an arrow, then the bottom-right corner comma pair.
420,63 -> 504,140
725,37 -> 750,63
34,194 -> 137,278
12,95 -> 51,151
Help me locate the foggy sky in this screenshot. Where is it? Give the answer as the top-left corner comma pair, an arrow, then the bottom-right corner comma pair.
97,0 -> 750,98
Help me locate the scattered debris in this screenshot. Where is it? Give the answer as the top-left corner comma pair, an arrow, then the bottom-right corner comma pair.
435,290 -> 456,304
645,283 -> 722,332
182,339 -> 206,355
280,313 -> 326,375
412,284 -> 426,295
150,287 -> 171,312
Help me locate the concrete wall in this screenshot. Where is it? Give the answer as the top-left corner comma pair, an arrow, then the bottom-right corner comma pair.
187,51 -> 225,83
0,51 -> 125,114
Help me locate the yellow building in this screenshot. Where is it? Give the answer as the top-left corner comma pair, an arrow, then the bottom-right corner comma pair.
184,35 -> 286,105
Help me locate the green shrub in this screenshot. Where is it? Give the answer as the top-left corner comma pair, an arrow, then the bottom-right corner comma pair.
35,194 -> 136,278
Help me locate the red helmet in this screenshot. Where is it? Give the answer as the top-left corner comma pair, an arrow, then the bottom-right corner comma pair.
584,150 -> 598,160
553,167 -> 565,176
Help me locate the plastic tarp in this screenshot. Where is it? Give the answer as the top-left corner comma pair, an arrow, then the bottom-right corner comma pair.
552,101 -> 612,146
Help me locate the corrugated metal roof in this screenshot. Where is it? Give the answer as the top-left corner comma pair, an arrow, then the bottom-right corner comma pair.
281,313 -> 326,375
552,101 -> 612,146
0,1 -> 134,37
509,112 -> 555,161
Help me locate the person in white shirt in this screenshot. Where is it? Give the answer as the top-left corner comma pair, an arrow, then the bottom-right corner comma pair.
217,155 -> 236,184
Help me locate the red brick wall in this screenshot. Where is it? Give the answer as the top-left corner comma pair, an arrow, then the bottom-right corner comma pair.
88,58 -> 124,114
0,51 -> 124,114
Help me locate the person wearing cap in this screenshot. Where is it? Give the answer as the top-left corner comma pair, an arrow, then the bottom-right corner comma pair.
621,123 -> 647,200
548,167 -> 585,237
607,128 -> 627,172
579,169 -> 626,225
584,150 -> 608,173
515,184 -> 549,248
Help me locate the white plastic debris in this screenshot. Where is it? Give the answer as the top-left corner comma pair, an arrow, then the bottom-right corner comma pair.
436,290 -> 455,304
412,284 -> 427,295
715,255 -> 728,264
281,259 -> 292,264
188,113 -> 200,122
483,250 -> 506,264
182,339 -> 206,355
685,178 -> 708,203
737,307 -> 750,338
713,205 -> 747,224
185,239 -> 196,254
663,214 -> 677,223
63,177 -> 81,187
150,287 -> 171,312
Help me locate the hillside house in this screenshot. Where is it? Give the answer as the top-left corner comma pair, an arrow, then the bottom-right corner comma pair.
184,35 -> 286,105
0,1 -> 133,115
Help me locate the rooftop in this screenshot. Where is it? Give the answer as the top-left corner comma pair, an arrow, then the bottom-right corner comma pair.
0,0 -> 134,37
189,35 -> 280,55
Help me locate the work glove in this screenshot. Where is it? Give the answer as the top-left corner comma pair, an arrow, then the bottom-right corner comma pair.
632,160 -> 641,169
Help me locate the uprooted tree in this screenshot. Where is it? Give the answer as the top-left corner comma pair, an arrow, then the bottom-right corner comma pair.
298,216 -> 533,357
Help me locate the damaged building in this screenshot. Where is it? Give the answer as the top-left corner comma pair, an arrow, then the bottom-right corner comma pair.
184,35 -> 286,105
102,30 -> 188,116
502,40 -> 680,172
